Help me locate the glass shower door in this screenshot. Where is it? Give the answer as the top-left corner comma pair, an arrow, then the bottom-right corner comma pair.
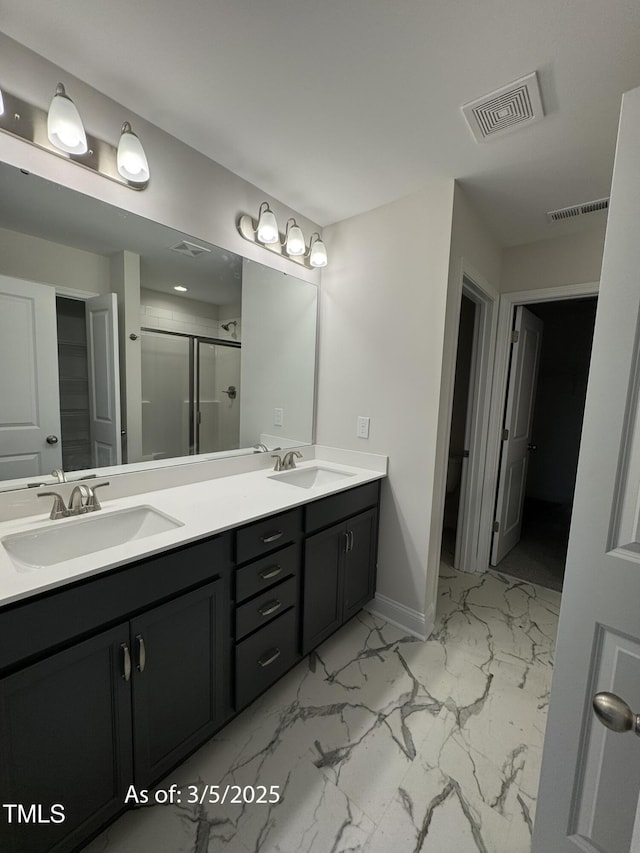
197,341 -> 241,453
141,331 -> 192,461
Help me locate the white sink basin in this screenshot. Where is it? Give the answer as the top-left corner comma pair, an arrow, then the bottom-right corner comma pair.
268,465 -> 355,489
2,506 -> 184,571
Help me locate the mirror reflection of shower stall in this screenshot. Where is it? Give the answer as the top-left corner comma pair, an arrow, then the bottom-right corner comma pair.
141,329 -> 241,460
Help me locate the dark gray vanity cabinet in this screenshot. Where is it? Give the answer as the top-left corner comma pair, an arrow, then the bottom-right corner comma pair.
302,482 -> 380,655
0,534 -> 231,853
0,625 -> 133,853
233,508 -> 303,709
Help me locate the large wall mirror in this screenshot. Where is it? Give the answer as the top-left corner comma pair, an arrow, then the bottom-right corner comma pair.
0,162 -> 318,492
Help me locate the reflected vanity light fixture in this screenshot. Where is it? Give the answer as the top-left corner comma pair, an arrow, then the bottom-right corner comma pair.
0,82 -> 150,190
237,202 -> 328,269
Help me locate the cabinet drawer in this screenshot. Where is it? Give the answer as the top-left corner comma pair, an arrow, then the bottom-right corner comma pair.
305,481 -> 380,533
235,576 -> 297,640
236,508 -> 302,564
235,609 -> 299,708
235,543 -> 299,604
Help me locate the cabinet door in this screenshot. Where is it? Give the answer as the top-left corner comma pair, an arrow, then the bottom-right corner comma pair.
302,522 -> 345,654
0,625 -> 132,853
342,508 -> 378,623
131,580 -> 226,787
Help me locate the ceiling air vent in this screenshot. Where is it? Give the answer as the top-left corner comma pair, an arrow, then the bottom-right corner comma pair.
169,240 -> 212,258
546,198 -> 609,223
462,72 -> 544,142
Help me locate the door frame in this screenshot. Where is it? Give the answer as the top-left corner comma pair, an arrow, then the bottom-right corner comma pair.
478,281 -> 600,572
453,273 -> 500,572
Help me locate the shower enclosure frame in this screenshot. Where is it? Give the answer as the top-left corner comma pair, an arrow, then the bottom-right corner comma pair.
140,327 -> 241,457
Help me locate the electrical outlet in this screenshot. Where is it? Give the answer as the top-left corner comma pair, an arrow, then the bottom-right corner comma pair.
274,408 -> 284,427
356,416 -> 370,439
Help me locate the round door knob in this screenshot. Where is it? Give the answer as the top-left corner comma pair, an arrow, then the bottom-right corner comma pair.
527,443 -> 538,451
593,692 -> 640,735
46,434 -> 59,445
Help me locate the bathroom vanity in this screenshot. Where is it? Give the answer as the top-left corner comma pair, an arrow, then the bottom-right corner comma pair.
0,452 -> 385,853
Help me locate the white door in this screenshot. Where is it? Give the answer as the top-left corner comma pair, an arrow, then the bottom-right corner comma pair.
533,86 -> 640,852
0,276 -> 62,480
86,293 -> 122,467
491,305 -> 543,564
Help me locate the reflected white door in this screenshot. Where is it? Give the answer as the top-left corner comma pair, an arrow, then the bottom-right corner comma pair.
491,305 -> 543,564
533,86 -> 640,852
86,293 -> 122,467
0,275 -> 62,480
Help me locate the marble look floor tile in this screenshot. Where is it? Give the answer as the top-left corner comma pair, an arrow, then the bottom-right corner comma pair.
82,567 -> 558,852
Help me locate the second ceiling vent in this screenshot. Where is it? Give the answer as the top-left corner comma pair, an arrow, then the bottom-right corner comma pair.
462,72 -> 544,142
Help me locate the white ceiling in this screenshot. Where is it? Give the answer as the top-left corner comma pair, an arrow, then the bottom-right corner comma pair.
1,0 -> 639,247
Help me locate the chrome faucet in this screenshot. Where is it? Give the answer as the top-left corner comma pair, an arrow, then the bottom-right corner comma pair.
282,450 -> 302,470
51,469 -> 67,483
271,454 -> 283,471
253,443 -> 269,452
38,481 -> 110,520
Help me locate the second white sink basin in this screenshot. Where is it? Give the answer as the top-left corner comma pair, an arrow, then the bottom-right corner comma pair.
2,505 -> 184,571
269,465 -> 355,489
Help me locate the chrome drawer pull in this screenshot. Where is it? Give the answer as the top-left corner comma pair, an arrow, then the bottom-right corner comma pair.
259,565 -> 282,580
343,531 -> 350,553
121,643 -> 131,681
258,648 -> 281,668
259,600 -> 282,617
136,634 -> 146,672
262,530 -> 283,543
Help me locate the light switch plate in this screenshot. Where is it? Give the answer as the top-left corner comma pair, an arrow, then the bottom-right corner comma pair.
357,416 -> 370,439
274,408 -> 284,426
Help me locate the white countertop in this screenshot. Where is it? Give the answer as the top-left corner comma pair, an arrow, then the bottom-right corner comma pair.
0,453 -> 386,609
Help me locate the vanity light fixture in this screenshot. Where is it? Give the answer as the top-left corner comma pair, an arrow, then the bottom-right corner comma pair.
256,202 -> 280,244
283,218 -> 306,256
237,202 -> 328,269
47,83 -> 87,155
0,82 -> 150,190
117,122 -> 150,184
308,233 -> 328,268
173,285 -> 188,292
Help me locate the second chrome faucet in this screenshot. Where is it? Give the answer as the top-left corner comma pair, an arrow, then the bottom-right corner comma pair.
38,481 -> 110,520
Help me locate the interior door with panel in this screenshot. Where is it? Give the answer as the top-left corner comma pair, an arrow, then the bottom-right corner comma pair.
86,292 -> 122,467
0,275 -> 62,480
533,86 -> 640,852
491,304 -> 543,564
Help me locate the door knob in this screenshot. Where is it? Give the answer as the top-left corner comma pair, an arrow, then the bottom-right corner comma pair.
46,434 -> 59,445
527,443 -> 537,451
592,692 -> 640,735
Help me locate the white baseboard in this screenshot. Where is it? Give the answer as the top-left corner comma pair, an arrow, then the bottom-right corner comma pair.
365,592 -> 434,641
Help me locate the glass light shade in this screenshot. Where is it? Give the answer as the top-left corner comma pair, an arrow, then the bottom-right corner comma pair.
117,123 -> 150,183
285,222 -> 306,255
47,84 -> 87,155
309,237 -> 328,268
257,206 -> 279,244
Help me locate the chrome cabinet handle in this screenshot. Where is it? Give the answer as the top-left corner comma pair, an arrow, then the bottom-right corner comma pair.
262,530 -> 283,544
348,530 -> 354,552
343,532 -> 350,553
136,634 -> 146,672
258,648 -> 281,668
593,692 -> 640,735
259,565 -> 282,580
258,600 -> 282,617
121,643 -> 131,681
